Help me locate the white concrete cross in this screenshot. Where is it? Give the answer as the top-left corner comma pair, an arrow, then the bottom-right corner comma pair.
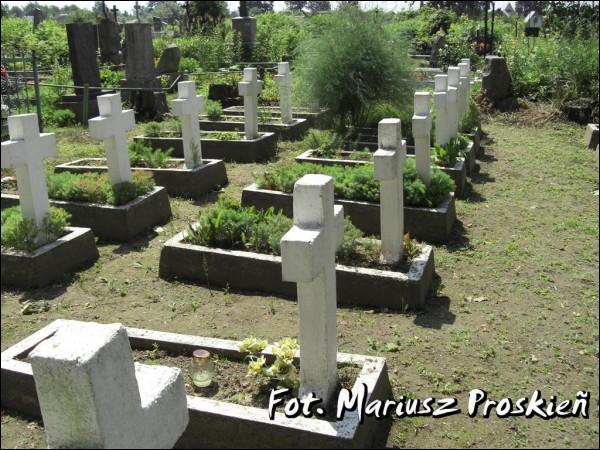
458,60 -> 471,116
412,92 -> 432,186
171,80 -> 204,169
275,62 -> 293,124
434,74 -> 450,146
237,67 -> 263,140
447,66 -> 461,139
280,174 -> 344,405
1,114 -> 56,235
88,93 -> 135,185
29,321 -> 189,449
374,119 -> 406,264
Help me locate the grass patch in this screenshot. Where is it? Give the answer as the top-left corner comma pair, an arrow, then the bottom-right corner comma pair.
186,198 -> 419,270
1,206 -> 70,252
256,159 -> 455,208
47,172 -> 155,206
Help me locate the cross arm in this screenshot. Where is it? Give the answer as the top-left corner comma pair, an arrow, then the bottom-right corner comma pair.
373,148 -> 398,181
412,114 -> 431,138
333,204 -> 344,250
280,226 -> 325,283
1,140 -> 25,168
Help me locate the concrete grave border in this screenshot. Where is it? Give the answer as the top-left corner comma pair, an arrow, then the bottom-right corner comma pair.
1,186 -> 171,242
134,131 -> 278,163
241,183 -> 456,244
200,116 -> 310,141
1,227 -> 99,288
55,158 -> 228,200
295,150 -> 467,198
1,319 -> 392,449
159,225 -> 434,309
223,105 -> 333,129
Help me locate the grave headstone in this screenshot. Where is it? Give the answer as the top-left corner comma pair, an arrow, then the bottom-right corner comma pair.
171,81 -> 204,169
447,66 -> 460,139
1,114 -> 56,244
121,23 -> 168,120
232,2 -> 257,61
584,124 -> 598,150
29,321 -> 189,448
58,23 -> 104,121
280,174 -> 344,405
238,68 -> 263,140
275,62 -> 293,124
434,74 -> 449,146
374,119 -> 406,264
412,92 -> 432,186
88,93 -> 135,185
156,45 -> 181,75
98,15 -> 122,65
482,55 -> 517,111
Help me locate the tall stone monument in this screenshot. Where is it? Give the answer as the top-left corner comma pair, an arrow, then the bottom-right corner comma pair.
121,22 -> 168,120
232,1 -> 257,61
58,22 -> 105,122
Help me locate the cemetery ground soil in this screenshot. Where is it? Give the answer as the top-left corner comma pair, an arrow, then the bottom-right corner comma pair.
1,114 -> 599,448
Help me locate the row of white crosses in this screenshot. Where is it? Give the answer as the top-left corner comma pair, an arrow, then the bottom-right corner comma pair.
280,118 -> 411,405
237,64 -> 295,139
433,58 -> 471,147
1,81 -> 207,247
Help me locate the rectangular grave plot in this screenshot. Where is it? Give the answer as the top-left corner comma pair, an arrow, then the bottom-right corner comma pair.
55,158 -> 228,200
1,187 -> 171,242
1,320 -> 392,449
159,227 -> 435,310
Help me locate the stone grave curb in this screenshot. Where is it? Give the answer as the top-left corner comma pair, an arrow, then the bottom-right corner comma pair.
241,184 -> 456,244
134,131 -> 278,163
1,319 -> 392,449
159,226 -> 434,310
1,187 -> 171,242
294,150 -> 467,198
199,116 -> 310,141
1,227 -> 99,289
55,158 -> 228,200
222,106 -> 333,129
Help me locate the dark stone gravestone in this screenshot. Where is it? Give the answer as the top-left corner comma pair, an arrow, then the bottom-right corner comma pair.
57,22 -> 110,122
121,22 -> 168,120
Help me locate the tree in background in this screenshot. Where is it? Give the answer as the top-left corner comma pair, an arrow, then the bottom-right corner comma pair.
246,1 -> 274,15
423,1 -> 486,19
184,1 -> 228,32
295,8 -> 415,130
307,1 -> 331,13
515,1 -> 544,16
147,0 -> 185,24
285,1 -> 307,12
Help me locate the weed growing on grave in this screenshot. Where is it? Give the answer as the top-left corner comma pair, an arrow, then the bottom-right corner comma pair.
432,134 -> 469,168
128,141 -> 175,168
205,100 -> 223,121
204,131 -> 242,141
1,206 -> 70,252
186,198 -> 420,269
143,122 -> 163,138
47,172 -> 155,206
241,337 -> 299,389
256,160 -> 455,207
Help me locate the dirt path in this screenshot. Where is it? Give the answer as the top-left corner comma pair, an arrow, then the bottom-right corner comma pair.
1,116 -> 598,448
